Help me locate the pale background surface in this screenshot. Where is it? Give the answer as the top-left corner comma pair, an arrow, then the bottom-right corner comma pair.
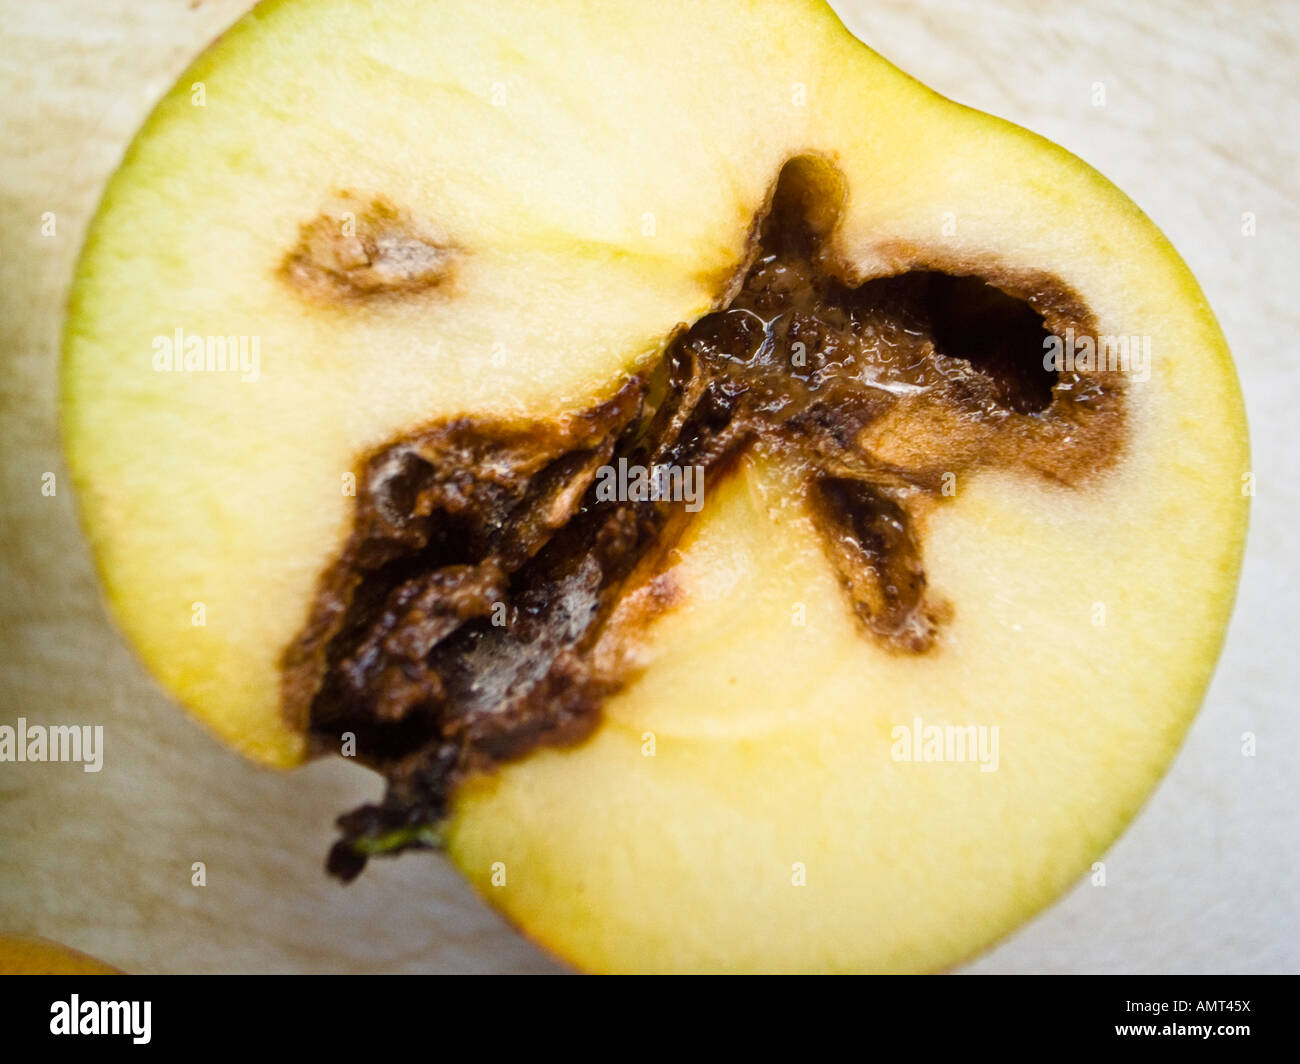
1,0 -> 1295,973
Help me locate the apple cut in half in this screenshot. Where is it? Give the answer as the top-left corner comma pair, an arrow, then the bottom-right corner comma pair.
61,0 -> 1249,973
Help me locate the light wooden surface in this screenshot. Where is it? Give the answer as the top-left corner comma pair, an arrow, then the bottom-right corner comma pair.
1,0 -> 1295,973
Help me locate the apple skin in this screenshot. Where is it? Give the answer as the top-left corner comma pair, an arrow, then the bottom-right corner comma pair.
60,0 -> 1248,972
0,934 -> 119,975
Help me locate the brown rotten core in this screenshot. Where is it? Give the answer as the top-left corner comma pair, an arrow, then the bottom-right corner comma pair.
279,157 -> 1125,880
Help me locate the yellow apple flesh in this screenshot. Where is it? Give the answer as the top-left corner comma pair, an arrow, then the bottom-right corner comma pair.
61,0 -> 1248,972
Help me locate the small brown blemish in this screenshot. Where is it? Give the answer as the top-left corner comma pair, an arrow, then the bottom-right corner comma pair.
810,477 -> 941,652
281,193 -> 457,301
288,156 -> 1128,877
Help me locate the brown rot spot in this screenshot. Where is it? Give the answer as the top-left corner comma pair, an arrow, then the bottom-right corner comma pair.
283,156 -> 1127,878
281,194 -> 457,301
810,477 -> 938,652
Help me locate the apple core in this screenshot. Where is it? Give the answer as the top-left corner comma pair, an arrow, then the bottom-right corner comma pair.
283,158 -> 1128,879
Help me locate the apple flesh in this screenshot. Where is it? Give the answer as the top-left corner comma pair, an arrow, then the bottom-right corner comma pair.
62,0 -> 1248,972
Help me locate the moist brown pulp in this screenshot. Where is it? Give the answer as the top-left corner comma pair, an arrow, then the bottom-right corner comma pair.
280,159 -> 1126,879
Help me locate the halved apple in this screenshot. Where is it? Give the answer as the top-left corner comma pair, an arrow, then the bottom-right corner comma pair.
61,0 -> 1248,973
